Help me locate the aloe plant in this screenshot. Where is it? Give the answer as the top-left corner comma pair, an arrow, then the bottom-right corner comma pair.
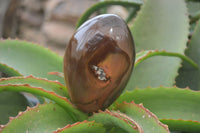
0,0 -> 200,132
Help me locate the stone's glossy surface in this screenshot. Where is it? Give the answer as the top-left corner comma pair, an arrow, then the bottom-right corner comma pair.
63,14 -> 135,112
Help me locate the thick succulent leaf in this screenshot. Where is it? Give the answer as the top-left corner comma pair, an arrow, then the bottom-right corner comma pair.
187,0 -> 200,16
129,0 -> 189,89
125,7 -> 140,23
0,39 -> 65,84
0,76 -> 69,98
0,92 -> 28,125
187,0 -> 200,23
176,20 -> 200,90
0,103 -> 75,133
88,110 -> 140,133
190,11 -> 200,24
53,121 -> 106,133
126,50 -> 198,91
76,0 -> 143,28
0,84 -> 87,121
0,63 -> 21,77
111,101 -> 169,133
114,87 -> 200,132
134,50 -> 197,68
161,119 -> 200,133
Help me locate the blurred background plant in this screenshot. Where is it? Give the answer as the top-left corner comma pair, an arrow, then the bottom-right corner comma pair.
0,0 -> 130,56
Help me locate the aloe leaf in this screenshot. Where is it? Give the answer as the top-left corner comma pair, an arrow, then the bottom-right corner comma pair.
129,0 -> 189,89
0,103 -> 76,133
0,92 -> 28,125
186,0 -> 200,38
0,84 -> 87,121
134,50 -> 198,68
88,110 -> 139,133
111,101 -> 169,133
161,119 -> 200,133
190,10 -> 200,24
0,63 -> 21,77
114,87 -> 200,132
53,121 -> 106,133
0,39 -> 64,84
176,20 -> 200,90
76,0 -> 143,28
126,50 -> 198,91
187,0 -> 200,16
187,0 -> 200,23
125,7 -> 140,23
0,76 -> 69,98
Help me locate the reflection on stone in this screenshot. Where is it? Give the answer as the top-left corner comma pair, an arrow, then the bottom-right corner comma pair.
63,14 -> 135,112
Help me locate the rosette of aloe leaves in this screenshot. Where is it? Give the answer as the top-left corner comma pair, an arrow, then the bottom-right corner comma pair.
1,0 -> 200,132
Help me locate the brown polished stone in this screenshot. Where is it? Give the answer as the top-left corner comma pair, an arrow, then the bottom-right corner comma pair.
63,14 -> 135,112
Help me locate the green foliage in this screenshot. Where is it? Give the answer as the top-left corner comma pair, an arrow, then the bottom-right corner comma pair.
127,50 -> 198,91
176,20 -> 200,90
76,0 -> 143,28
88,111 -> 140,133
0,39 -> 64,84
114,87 -> 200,132
0,76 -> 69,98
1,0 -> 200,132
0,92 -> 28,125
0,103 -> 75,133
54,121 -> 106,133
129,0 -> 189,89
110,102 -> 169,133
0,84 -> 87,122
